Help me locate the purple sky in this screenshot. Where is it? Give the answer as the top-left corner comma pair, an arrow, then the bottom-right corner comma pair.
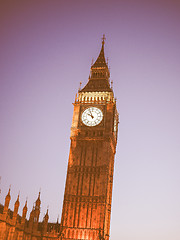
0,1 -> 180,239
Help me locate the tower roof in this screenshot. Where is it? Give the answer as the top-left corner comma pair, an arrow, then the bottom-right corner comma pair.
80,35 -> 112,93
91,37 -> 107,69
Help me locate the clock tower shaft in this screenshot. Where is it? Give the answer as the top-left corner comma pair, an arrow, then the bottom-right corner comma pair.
60,37 -> 119,240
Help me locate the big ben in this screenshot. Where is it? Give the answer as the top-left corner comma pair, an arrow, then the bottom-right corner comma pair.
60,36 -> 119,240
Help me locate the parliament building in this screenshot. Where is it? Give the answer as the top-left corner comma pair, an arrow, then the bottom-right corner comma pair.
0,37 -> 119,240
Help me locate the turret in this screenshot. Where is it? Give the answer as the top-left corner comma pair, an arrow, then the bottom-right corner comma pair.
42,208 -> 49,234
36,191 -> 41,207
33,192 -> 41,230
55,216 -> 60,232
21,200 -> 28,224
13,194 -> 20,221
34,191 -> 41,219
29,205 -> 35,230
3,188 -> 11,216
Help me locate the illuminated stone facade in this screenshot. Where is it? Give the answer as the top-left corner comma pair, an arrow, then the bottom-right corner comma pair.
60,37 -> 119,240
0,190 -> 60,240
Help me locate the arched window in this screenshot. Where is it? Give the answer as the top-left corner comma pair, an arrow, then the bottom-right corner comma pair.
67,229 -> 70,238
80,230 -> 82,239
84,230 -> 87,239
76,230 -> 78,239
72,230 -> 74,239
93,231 -> 95,240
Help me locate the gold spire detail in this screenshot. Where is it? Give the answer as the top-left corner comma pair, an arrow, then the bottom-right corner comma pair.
102,34 -> 106,46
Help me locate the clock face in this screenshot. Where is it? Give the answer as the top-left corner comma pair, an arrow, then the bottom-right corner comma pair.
81,107 -> 103,127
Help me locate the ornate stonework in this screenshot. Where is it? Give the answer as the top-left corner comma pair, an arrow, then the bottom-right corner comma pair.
0,190 -> 60,240
60,37 -> 119,240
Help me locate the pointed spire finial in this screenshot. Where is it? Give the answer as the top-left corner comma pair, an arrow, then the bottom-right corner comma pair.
4,186 -> 11,210
35,190 -> 41,208
6,186 -> 11,198
14,192 -> 20,210
17,192 -> 20,201
36,189 -> 41,200
22,198 -> 28,220
102,34 -> 106,46
79,81 -> 82,91
45,206 -> 49,216
57,214 -> 59,223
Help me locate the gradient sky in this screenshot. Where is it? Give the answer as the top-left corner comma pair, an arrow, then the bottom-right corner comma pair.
0,1 -> 180,240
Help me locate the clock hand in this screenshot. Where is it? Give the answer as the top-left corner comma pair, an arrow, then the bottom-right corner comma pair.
89,109 -> 94,119
87,113 -> 94,119
87,109 -> 94,119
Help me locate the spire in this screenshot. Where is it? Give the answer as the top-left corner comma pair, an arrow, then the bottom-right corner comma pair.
14,193 -> 20,208
21,199 -> 27,224
42,207 -> 49,234
80,35 -> 112,93
22,199 -> 28,220
56,215 -> 59,224
91,34 -> 107,68
35,191 -> 41,208
13,193 -> 20,218
3,187 -> 11,215
44,208 -> 49,222
33,191 -> 41,225
102,34 -> 106,45
23,199 -> 28,211
29,205 -> 35,222
4,187 -> 11,207
29,204 -> 35,229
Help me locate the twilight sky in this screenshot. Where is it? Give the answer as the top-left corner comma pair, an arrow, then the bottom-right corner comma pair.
0,1 -> 180,240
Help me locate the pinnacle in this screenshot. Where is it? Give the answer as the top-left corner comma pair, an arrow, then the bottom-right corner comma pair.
91,42 -> 107,68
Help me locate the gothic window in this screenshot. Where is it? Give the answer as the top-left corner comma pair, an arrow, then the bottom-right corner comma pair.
72,230 -> 74,239
67,229 -> 70,238
84,230 -> 87,239
80,230 -> 82,239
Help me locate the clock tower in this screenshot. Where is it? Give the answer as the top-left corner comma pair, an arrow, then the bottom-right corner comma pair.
60,36 -> 119,240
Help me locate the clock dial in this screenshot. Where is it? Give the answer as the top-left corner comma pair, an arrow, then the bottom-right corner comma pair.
81,107 -> 103,126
